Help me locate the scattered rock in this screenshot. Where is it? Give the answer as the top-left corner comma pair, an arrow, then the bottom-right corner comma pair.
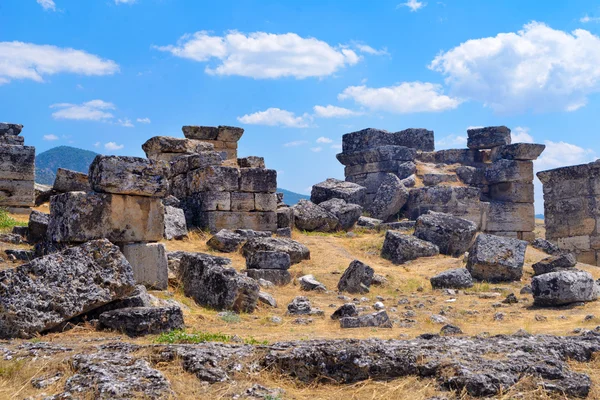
258,292 -> 277,308
319,198 -> 363,230
430,314 -> 448,324
381,230 -> 439,264
368,173 -> 409,221
532,238 -> 563,255
414,211 -> 478,257
340,310 -> 393,328
207,229 -> 246,253
287,296 -> 324,316
532,270 -> 599,307
502,293 -> 519,304
98,306 -> 184,337
0,233 -> 23,245
310,178 -> 367,206
242,237 -> 310,264
337,260 -> 374,294
440,324 -> 463,336
532,253 -> 577,276
331,303 -> 358,320
164,205 -> 188,240
521,285 -> 533,295
27,210 -> 49,243
299,275 -> 327,291
246,269 -> 292,286
293,199 -> 340,232
246,251 -> 291,270
373,301 -> 385,310
430,268 -> 473,289
466,234 -> 527,282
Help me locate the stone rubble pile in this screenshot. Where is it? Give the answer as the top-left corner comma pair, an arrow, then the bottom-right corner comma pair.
0,123 -> 35,214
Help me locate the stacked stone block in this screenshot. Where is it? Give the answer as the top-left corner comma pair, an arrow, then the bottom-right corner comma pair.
144,126 -> 278,233
0,123 -> 35,214
537,161 -> 600,265
47,155 -> 169,289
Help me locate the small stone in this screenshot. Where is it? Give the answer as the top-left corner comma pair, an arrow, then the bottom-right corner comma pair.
258,292 -> 277,308
502,293 -> 519,304
373,301 -> 385,311
339,310 -> 393,329
430,268 -> 473,289
299,274 -> 327,291
494,312 -> 505,321
330,303 -> 358,320
98,306 -> 184,337
440,324 -> 463,336
286,296 -> 323,316
520,285 -> 533,295
337,260 -> 374,294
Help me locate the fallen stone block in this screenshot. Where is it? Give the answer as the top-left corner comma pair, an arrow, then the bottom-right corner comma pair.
34,182 -> 53,206
368,173 -> 408,221
337,260 -> 374,294
242,237 -> 310,264
98,306 -> 184,337
318,198 -> 362,230
532,238 -> 563,255
246,251 -> 291,270
122,242 -> 169,290
5,248 -> 34,261
246,269 -> 292,286
0,179 -> 34,207
53,168 -> 90,193
491,143 -> 546,161
467,126 -> 511,150
258,291 -> 277,308
89,155 -> 170,197
381,230 -> 439,264
532,270 -> 598,306
207,229 -> 246,253
287,296 -> 324,316
293,199 -> 340,232
238,156 -> 265,168
0,145 -> 35,181
466,234 -> 527,282
414,211 -> 478,257
48,192 -> 165,243
331,303 -> 359,320
142,136 -> 214,159
27,210 -> 49,243
0,239 -> 135,339
187,166 -> 240,193
310,178 -> 367,206
430,268 -> 474,289
180,252 -> 259,312
234,229 -> 273,239
239,168 -> 277,193
299,274 -> 327,291
164,205 -> 188,240
356,216 -> 382,229
532,253 -> 577,276
340,310 -> 392,328
277,206 -> 295,229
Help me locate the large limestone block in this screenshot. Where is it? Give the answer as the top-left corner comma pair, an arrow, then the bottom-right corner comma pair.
89,155 -> 169,197
187,166 -> 240,193
346,172 -> 392,194
239,168 -> 277,193
491,143 -> 545,161
293,200 -> 340,232
242,237 -> 310,264
231,192 -> 255,211
164,205 -> 188,240
0,239 -> 135,338
142,136 -> 214,159
336,145 -> 416,166
0,145 -> 35,181
0,136 -> 24,145
182,125 -> 244,142
0,179 -> 34,206
0,123 -> 23,135
311,178 -> 367,206
48,192 -> 165,243
486,202 -> 534,232
53,168 -> 90,193
342,128 -> 434,153
255,193 -> 277,212
345,160 -> 407,177
319,198 -> 362,230
122,243 -> 168,290
368,173 -> 408,221
467,126 -> 511,150
414,211 -> 478,257
170,152 -> 223,176
199,211 -> 277,233
466,234 -> 527,282
532,270 -> 598,306
489,182 -> 534,203
381,231 -> 439,264
485,160 -> 533,184
238,156 -> 265,168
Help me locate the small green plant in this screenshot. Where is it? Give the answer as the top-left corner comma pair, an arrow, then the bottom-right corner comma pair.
0,208 -> 27,230
220,311 -> 242,324
155,330 -> 232,344
0,359 -> 26,379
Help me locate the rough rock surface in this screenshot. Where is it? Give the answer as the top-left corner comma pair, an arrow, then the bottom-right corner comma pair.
98,306 -> 184,337
258,291 -> 277,308
430,268 -> 474,289
467,126 -> 511,150
311,178 -> 367,206
293,199 -> 340,232
242,237 -> 310,264
467,234 -> 527,282
27,209 -> 49,243
287,296 -> 324,316
164,205 -> 188,240
368,173 -> 409,221
337,260 -> 374,294
319,198 -> 363,230
53,168 -> 91,193
0,122 -> 23,135
299,274 -> 327,291
532,253 -> 577,276
246,251 -> 291,270
532,238 -> 563,256
246,269 -> 292,286
207,229 -> 246,253
532,270 -> 598,306
381,230 -> 439,264
179,252 -> 260,312
340,311 -> 392,329
414,211 -> 478,257
331,303 -> 359,320
0,239 -> 135,338
356,216 -> 383,229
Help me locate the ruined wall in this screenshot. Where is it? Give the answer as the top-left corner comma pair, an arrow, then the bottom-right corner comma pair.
337,126 -> 544,240
0,123 -> 35,214
537,161 -> 600,265
143,126 -> 278,233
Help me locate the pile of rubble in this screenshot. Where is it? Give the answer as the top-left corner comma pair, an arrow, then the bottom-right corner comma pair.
0,123 -> 35,214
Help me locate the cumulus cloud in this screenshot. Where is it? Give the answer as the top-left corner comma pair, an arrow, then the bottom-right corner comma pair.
353,43 -> 389,56
37,0 -> 56,11
155,31 -> 362,79
435,134 -> 467,149
136,117 -> 151,124
238,108 -> 310,128
50,100 -> 115,121
117,118 -> 134,127
0,42 -> 118,84
313,105 -> 362,118
581,15 -> 600,23
283,140 -> 308,147
115,0 -> 137,4
104,142 -> 124,150
511,126 -> 534,143
331,143 -> 343,150
430,22 -> 600,113
338,82 -> 461,113
43,134 -> 59,141
316,137 -> 333,144
398,0 -> 426,12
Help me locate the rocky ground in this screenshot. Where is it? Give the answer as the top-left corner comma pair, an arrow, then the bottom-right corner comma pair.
1,218 -> 600,399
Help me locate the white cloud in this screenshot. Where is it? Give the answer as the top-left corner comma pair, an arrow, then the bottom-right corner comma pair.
283,140 -> 308,147
94,141 -> 101,148
353,43 -> 389,56
398,0 -> 426,12
155,31 -> 361,79
43,134 -> 59,141
331,143 -> 343,150
581,15 -> 600,23
238,108 -> 310,128
536,140 -> 596,172
117,118 -> 134,127
115,0 -> 137,4
0,42 -> 118,84
435,134 -> 467,149
430,22 -> 600,113
311,147 -> 323,152
511,126 -> 534,143
50,100 -> 115,121
104,142 -> 124,150
316,137 -> 333,144
136,117 -> 151,124
313,105 -> 362,118
339,82 -> 461,113
37,0 -> 56,11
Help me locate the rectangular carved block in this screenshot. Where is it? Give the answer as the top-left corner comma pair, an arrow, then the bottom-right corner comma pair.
199,211 -> 277,233
254,193 -> 277,211
231,192 -> 255,211
122,243 -> 168,290
0,145 -> 35,181
0,179 -> 34,206
187,166 -> 240,193
239,168 -> 277,193
489,182 -> 534,203
485,202 -> 535,232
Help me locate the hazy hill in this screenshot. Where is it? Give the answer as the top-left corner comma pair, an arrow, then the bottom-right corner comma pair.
35,146 -> 99,185
276,188 -> 309,205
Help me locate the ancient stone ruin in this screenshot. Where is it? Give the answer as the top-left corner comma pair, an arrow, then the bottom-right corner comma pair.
335,126 -> 545,241
0,123 -> 35,214
143,126 -> 277,233
538,161 -> 600,265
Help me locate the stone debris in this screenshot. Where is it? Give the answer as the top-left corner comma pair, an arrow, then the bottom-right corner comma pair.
207,229 -> 246,252
246,251 -> 291,270
299,274 -> 327,291
98,306 -> 184,337
356,216 -> 383,229
532,253 -> 577,276
0,124 -> 35,213
532,270 -> 599,306
292,199 -> 340,232
340,310 -> 392,329
53,168 -> 91,193
27,209 -> 49,243
258,291 -> 277,308
430,268 -> 474,289
287,296 -> 324,316
318,198 -> 363,230
414,211 -> 478,257
532,238 -> 563,255
311,178 -> 367,206
337,260 -> 374,294
163,205 -> 188,240
381,230 -> 439,264
368,173 -> 408,221
466,234 -> 527,282
242,237 -> 310,265
331,303 -> 359,320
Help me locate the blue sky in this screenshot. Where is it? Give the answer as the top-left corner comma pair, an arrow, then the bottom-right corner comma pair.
2,0 -> 600,212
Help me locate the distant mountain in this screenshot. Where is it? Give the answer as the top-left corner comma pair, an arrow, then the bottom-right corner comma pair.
35,146 -> 99,185
277,188 -> 309,205
535,214 -> 544,220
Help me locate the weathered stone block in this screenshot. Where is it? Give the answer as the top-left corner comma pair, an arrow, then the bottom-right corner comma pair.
48,192 -> 165,243
430,268 -> 473,289
381,230 -> 439,264
0,135 -> 24,145
319,198 -> 362,230
27,210 -> 49,243
255,193 -> 277,211
311,178 -> 367,206
89,155 -> 169,197
238,156 -> 265,168
246,251 -> 291,270
345,160 -> 401,177
188,166 -> 240,193
242,237 -> 310,264
199,211 -> 277,233
414,211 -> 478,257
246,269 -> 292,286
486,202 -> 534,232
231,192 -> 255,211
532,270 -> 598,306
485,160 -> 533,184
164,206 -> 188,240
556,235 -> 591,252
277,206 -> 295,229
466,234 -> 527,282
0,145 -> 35,181
489,182 -> 534,203
467,126 -> 511,150
182,125 -> 244,142
239,168 -> 277,193
337,260 -> 374,294
491,143 -> 545,161
122,243 -> 168,290
346,172 -> 390,194
198,191 -> 231,211
336,145 -> 416,166
0,179 -> 34,206
293,200 -> 340,232
368,173 -> 408,221
142,136 -> 214,159
53,168 -> 90,193
170,152 -> 223,176
98,306 -> 184,337
342,128 -> 434,153
456,166 -> 487,186
0,123 -> 23,135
